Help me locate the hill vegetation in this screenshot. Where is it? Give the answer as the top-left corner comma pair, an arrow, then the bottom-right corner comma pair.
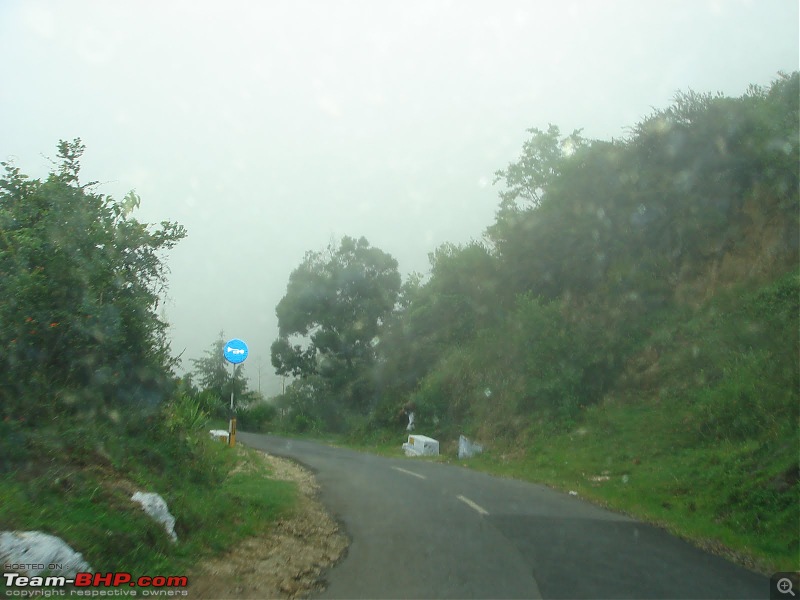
0,142 -> 294,587
267,73 -> 799,571
6,70 -> 793,580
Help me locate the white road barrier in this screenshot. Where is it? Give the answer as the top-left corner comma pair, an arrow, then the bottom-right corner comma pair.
458,435 -> 484,459
402,434 -> 439,457
209,429 -> 230,442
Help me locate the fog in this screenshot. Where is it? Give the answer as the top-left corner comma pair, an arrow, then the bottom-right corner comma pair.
1,0 -> 797,395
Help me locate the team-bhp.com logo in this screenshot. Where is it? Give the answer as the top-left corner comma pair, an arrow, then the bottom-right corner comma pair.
3,572 -> 188,596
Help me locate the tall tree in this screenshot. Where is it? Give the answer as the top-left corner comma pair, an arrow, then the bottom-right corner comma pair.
271,236 -> 400,409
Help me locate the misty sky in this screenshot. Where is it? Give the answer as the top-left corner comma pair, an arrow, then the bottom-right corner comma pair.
1,0 -> 797,395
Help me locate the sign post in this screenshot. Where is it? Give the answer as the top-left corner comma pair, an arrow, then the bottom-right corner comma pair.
223,338 -> 249,447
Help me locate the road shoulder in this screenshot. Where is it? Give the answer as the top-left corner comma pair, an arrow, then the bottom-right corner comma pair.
189,451 -> 349,599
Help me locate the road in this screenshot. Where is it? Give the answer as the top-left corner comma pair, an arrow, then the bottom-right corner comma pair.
238,432 -> 769,599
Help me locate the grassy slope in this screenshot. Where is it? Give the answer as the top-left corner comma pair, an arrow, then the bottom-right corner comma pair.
0,420 -> 295,592
346,272 -> 800,574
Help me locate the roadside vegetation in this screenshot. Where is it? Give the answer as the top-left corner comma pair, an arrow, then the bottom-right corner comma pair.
0,144 -> 294,590
260,73 -> 799,573
0,416 -> 294,585
345,272 -> 798,574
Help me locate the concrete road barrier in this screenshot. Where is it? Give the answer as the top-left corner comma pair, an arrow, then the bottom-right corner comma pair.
402,434 -> 439,456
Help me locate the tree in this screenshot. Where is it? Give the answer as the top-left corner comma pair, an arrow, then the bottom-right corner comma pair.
491,124 -> 585,214
190,332 -> 249,416
0,139 -> 187,421
374,242 -> 502,403
485,125 -> 588,298
271,236 -> 400,410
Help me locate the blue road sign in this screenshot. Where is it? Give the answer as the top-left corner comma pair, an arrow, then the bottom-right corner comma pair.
223,338 -> 249,364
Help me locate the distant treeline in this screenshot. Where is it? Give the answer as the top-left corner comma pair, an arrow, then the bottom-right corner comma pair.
268,72 -> 798,438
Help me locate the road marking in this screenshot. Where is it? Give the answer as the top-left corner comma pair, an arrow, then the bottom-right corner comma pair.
457,495 -> 489,516
391,466 -> 426,480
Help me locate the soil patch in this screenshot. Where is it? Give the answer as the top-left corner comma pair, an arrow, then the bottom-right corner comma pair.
189,452 -> 348,599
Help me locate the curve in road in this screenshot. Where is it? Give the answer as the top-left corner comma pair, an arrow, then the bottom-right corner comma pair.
238,432 -> 768,600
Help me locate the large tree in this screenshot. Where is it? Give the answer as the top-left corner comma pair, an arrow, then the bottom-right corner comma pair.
0,139 -> 187,421
271,236 -> 400,408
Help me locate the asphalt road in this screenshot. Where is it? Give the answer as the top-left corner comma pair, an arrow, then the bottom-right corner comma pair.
238,432 -> 769,600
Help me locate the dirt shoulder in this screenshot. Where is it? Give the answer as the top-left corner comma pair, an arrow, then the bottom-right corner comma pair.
189,451 -> 349,599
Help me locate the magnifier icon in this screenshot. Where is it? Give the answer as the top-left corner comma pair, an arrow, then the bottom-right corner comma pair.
777,578 -> 796,597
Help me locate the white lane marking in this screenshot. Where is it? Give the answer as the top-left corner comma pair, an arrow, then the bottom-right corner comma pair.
391,466 -> 427,480
457,495 -> 489,516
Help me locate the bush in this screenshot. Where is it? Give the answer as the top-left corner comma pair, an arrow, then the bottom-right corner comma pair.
0,419 -> 29,473
690,347 -> 798,444
164,393 -> 209,434
286,412 -> 321,434
508,295 -> 613,419
238,401 -> 277,433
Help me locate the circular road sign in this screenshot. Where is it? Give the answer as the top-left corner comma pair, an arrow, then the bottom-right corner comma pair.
223,338 -> 249,364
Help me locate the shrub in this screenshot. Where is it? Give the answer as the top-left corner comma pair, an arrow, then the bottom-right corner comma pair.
238,401 -> 277,433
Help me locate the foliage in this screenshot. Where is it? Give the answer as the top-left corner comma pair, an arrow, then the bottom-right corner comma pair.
271,236 -> 401,416
681,272 -> 800,443
271,376 -> 334,433
0,139 -> 186,423
189,332 -> 249,417
237,400 -> 277,433
492,123 -> 586,212
0,418 -> 29,473
164,393 -> 209,434
343,271 -> 799,573
401,292 -> 619,437
507,295 -> 608,418
373,242 -> 502,411
341,72 -> 799,459
0,418 -> 295,584
269,76 -> 799,575
0,141 -> 298,592
487,73 -> 799,305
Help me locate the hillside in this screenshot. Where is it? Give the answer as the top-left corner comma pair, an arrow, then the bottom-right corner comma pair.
460,272 -> 799,573
393,75 -> 799,572
264,73 -> 799,572
0,142 -> 300,591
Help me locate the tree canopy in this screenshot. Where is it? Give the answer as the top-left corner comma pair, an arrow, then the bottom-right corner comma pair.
377,72 -> 799,433
189,331 -> 250,416
271,236 -> 400,413
0,139 -> 187,421
269,73 -> 798,439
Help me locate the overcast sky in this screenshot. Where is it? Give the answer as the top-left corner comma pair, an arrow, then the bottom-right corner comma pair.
1,0 -> 797,395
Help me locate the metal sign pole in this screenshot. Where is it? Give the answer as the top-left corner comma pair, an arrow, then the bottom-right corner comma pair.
222,338 -> 248,448
229,362 -> 237,447
230,362 -> 236,411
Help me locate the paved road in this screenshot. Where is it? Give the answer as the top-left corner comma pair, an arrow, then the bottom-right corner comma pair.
238,433 -> 769,599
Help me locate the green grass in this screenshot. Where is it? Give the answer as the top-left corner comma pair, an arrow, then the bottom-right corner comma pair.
458,397 -> 798,574
0,416 -> 296,593
338,273 -> 800,575
339,398 -> 798,574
